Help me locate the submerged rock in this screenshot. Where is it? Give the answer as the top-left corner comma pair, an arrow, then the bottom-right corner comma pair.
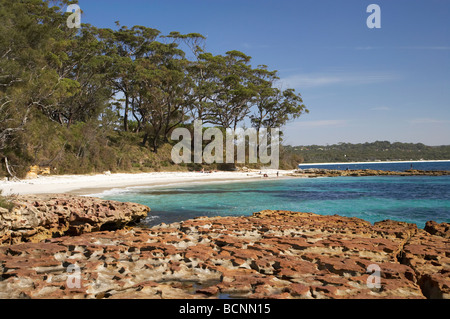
0,209 -> 448,299
290,169 -> 450,178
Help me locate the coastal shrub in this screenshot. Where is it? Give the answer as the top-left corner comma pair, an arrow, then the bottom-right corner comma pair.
0,191 -> 15,212
161,161 -> 169,167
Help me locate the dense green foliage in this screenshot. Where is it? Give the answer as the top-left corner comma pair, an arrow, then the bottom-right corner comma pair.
287,141 -> 450,163
0,0 -> 307,177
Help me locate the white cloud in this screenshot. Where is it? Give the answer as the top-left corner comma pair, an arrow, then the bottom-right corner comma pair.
242,42 -> 269,49
399,46 -> 450,51
290,119 -> 348,128
407,118 -> 450,125
344,46 -> 450,51
370,106 -> 391,111
355,46 -> 381,50
279,71 -> 399,89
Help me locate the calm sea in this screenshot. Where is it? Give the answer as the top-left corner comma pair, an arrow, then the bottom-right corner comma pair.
100,161 -> 450,229
298,160 -> 450,171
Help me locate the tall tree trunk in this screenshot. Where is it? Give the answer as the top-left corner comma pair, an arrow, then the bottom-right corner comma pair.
142,132 -> 149,147
152,137 -> 158,153
123,94 -> 129,132
4,157 -> 15,178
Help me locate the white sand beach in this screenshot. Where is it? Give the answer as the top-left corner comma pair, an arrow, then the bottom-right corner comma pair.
0,169 -> 294,196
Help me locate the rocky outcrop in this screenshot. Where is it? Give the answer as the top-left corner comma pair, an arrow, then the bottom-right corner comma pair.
401,227 -> 450,299
424,221 -> 450,239
0,195 -> 150,245
0,210 -> 448,299
24,165 -> 51,180
291,169 -> 450,178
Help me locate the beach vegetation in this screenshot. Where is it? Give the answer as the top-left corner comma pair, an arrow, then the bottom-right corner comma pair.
0,0 -> 308,177
0,191 -> 15,211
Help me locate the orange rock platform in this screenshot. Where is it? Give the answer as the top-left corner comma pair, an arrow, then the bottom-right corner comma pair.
0,210 -> 448,299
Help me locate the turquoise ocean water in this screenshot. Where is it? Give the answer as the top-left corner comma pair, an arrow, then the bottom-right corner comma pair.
100,161 -> 450,229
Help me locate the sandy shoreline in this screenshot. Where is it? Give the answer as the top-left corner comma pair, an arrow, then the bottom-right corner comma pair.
0,170 -> 294,196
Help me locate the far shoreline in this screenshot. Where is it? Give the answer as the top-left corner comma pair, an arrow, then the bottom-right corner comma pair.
299,159 -> 450,166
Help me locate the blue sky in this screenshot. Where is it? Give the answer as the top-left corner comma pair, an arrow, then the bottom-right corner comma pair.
78,0 -> 450,146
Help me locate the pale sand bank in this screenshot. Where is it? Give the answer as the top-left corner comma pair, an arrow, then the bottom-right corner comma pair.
0,170 -> 295,196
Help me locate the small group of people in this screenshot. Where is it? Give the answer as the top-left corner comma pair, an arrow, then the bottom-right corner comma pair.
260,171 -> 280,178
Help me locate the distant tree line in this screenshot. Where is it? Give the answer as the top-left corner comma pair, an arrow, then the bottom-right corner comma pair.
0,0 -> 307,177
288,141 -> 450,163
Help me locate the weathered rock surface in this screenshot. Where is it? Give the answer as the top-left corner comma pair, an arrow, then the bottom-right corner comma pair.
424,221 -> 450,239
0,195 -> 150,245
0,210 -> 448,299
401,227 -> 450,299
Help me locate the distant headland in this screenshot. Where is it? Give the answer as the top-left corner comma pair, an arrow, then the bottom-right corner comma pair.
286,141 -> 450,164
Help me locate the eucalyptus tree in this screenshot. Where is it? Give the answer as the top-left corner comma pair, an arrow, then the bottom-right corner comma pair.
135,41 -> 191,152
48,25 -> 115,127
194,50 -> 257,130
250,73 -> 308,133
99,25 -> 161,132
186,51 -> 219,124
0,0 -> 77,156
0,0 -> 311,176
